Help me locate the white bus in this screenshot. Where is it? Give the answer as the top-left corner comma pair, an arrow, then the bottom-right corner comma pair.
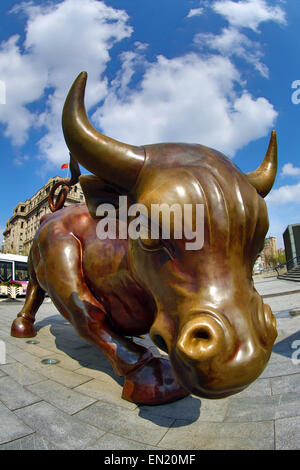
0,254 -> 29,294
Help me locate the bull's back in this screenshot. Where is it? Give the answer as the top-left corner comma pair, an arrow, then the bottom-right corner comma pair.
31,202 -> 126,276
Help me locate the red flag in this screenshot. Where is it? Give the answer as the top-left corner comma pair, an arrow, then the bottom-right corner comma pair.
61,163 -> 69,169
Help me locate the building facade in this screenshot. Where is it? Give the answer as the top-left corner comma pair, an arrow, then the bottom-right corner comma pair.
283,223 -> 300,265
261,236 -> 278,268
3,177 -> 84,256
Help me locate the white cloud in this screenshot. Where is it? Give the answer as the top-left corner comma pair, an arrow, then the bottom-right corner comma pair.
0,34 -> 47,145
265,161 -> 300,243
266,181 -> 300,205
266,203 -> 300,248
95,52 -> 277,156
213,0 -> 286,32
281,163 -> 300,177
0,0 -> 284,168
195,0 -> 286,78
195,27 -> 269,77
186,8 -> 204,18
0,0 -> 132,163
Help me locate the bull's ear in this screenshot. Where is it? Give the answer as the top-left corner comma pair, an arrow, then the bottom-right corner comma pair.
79,175 -> 120,219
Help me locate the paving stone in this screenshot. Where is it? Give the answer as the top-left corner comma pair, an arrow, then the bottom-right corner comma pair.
14,401 -> 105,450
39,352 -> 82,371
17,342 -> 55,358
75,401 -> 173,446
0,362 -> 45,386
1,353 -> 16,365
260,359 -> 300,378
0,375 -> 41,410
0,433 -> 58,450
86,433 -> 159,450
73,366 -> 120,383
271,373 -> 300,395
4,342 -> 25,357
8,350 -> 93,388
0,402 -> 34,445
13,344 -> 112,388
74,378 -> 136,411
39,364 -> 92,388
275,416 -> 300,450
0,283 -> 300,450
0,329 -> 14,341
26,379 -> 97,414
235,378 -> 272,397
8,348 -> 47,365
159,420 -> 274,450
224,395 -> 280,422
275,392 -> 300,419
139,394 -> 228,423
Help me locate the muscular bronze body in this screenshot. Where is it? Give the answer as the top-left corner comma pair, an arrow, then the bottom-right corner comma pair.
11,72 -> 278,404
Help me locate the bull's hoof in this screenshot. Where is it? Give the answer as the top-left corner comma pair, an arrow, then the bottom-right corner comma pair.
122,357 -> 189,405
11,317 -> 36,338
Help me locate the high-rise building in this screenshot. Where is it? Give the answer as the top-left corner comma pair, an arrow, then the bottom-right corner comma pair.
3,177 -> 84,256
283,223 -> 300,265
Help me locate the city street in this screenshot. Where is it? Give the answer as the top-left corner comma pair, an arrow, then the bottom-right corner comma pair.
0,276 -> 299,450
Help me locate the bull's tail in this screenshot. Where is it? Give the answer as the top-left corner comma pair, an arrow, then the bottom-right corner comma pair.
48,153 -> 81,213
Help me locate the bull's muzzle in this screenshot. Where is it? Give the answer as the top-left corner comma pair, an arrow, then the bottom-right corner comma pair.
150,305 -> 277,399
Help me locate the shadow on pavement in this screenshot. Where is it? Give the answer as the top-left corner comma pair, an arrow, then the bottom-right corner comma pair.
138,394 -> 201,427
34,314 -> 201,426
273,330 -> 300,359
35,314 -> 123,384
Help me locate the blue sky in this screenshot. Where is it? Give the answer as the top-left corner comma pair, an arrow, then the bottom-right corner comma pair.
0,0 -> 299,249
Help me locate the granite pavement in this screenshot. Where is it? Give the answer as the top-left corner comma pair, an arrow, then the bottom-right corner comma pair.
0,276 -> 299,450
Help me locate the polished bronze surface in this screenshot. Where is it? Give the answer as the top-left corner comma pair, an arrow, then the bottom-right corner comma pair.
48,153 -> 81,212
11,72 -> 278,404
62,72 -> 145,191
245,129 -> 277,198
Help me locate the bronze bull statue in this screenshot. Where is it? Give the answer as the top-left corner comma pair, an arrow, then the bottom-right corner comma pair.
11,72 -> 278,404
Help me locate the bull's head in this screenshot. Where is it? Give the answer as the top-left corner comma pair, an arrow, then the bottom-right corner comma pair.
62,72 -> 277,398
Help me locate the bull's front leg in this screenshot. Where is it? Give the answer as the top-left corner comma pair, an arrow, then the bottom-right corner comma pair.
87,312 -> 189,404
33,230 -> 188,405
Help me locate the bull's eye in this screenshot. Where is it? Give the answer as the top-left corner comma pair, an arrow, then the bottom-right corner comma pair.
138,229 -> 174,260
138,236 -> 163,252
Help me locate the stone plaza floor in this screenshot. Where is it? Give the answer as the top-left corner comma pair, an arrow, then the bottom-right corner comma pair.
0,276 -> 299,450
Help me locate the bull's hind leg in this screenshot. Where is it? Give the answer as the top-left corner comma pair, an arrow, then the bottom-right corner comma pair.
11,277 -> 45,338
31,230 -> 187,404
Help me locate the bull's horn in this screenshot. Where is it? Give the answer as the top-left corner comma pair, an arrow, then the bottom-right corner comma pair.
246,130 -> 277,198
62,71 -> 145,191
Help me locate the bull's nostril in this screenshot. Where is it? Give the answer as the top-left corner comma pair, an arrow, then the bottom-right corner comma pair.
177,313 -> 228,362
194,328 -> 211,341
153,334 -> 168,353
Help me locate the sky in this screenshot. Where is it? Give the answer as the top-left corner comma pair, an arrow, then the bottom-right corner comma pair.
0,0 -> 299,249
